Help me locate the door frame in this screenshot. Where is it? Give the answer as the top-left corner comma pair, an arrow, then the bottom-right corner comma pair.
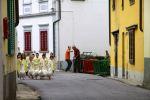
112,30 -> 119,77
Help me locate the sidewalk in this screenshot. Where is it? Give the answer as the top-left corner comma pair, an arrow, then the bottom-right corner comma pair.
16,83 -> 41,100
107,76 -> 143,87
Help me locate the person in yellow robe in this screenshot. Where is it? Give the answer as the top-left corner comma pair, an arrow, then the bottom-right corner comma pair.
22,53 -> 28,75
33,53 -> 40,79
39,53 -> 50,79
17,53 -> 22,78
28,54 -> 35,79
48,53 -> 57,74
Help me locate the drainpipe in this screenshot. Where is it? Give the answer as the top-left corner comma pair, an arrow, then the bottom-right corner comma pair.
15,0 -> 19,27
109,0 -> 111,45
139,0 -> 143,32
53,0 -> 61,56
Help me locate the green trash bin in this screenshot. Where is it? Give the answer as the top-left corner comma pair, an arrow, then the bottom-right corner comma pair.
93,59 -> 110,76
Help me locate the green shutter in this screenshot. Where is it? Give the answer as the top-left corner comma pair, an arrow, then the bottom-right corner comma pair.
7,0 -> 15,56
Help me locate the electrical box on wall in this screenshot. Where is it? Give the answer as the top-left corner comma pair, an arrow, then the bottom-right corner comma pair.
3,17 -> 9,39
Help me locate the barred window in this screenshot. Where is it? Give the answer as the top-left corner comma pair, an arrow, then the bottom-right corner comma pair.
40,30 -> 48,52
129,30 -> 135,64
24,31 -> 31,52
126,25 -> 137,65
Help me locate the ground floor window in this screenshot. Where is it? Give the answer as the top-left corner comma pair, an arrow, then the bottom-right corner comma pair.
129,30 -> 135,64
40,30 -> 48,52
126,25 -> 137,65
24,31 -> 31,52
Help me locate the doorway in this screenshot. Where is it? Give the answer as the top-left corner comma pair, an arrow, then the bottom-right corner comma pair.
122,32 -> 125,78
113,30 -> 119,76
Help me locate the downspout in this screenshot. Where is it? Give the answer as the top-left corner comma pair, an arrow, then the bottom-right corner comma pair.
139,0 -> 143,32
109,0 -> 111,45
53,0 -> 61,56
15,0 -> 19,27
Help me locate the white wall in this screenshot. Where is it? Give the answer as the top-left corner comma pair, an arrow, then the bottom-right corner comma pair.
144,0 -> 150,58
19,0 -> 52,15
17,16 -> 53,53
55,0 -> 109,61
17,0 -> 53,54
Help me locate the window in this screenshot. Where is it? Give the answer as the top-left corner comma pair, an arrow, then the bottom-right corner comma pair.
129,0 -> 135,6
39,0 -> 48,12
23,0 -> 32,15
112,0 -> 116,11
24,31 -> 31,52
126,25 -> 137,65
40,30 -> 48,52
23,0 -> 31,4
23,5 -> 31,14
24,26 -> 32,52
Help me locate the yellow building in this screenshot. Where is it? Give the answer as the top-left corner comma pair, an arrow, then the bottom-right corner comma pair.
109,0 -> 144,84
143,0 -> 150,89
0,0 -> 19,99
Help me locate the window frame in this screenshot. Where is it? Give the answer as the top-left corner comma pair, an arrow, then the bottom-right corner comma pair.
39,1 -> 48,13
23,26 -> 32,52
39,25 -> 49,53
24,31 -> 32,52
23,4 -> 32,15
126,25 -> 137,65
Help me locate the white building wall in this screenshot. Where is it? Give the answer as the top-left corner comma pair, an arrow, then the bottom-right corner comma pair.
54,0 -> 109,61
17,0 -> 53,54
19,0 -> 52,15
17,17 -> 53,53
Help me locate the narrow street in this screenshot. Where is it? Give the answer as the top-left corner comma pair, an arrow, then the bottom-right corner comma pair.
20,71 -> 150,100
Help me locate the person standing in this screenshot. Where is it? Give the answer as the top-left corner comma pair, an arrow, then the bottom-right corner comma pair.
72,46 -> 80,73
65,46 -> 72,72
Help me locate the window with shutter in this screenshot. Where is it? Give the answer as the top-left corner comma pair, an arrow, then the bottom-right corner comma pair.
129,30 -> 135,64
40,30 -> 48,52
24,32 -> 31,52
126,25 -> 137,65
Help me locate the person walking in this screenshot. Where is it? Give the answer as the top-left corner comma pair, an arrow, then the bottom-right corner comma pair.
65,46 -> 72,72
72,45 -> 80,73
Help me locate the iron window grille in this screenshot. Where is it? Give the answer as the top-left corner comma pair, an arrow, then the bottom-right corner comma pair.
126,25 -> 137,65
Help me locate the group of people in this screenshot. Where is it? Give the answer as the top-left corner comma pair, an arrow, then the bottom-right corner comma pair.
65,45 -> 81,73
17,52 -> 57,80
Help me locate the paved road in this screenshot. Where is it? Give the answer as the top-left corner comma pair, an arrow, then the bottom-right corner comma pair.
20,71 -> 150,100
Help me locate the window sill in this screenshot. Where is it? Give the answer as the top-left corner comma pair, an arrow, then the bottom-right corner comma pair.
39,51 -> 49,53
24,51 -> 33,53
